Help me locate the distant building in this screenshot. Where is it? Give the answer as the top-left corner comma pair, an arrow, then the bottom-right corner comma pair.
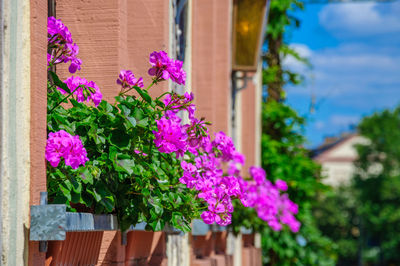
312,134 -> 368,187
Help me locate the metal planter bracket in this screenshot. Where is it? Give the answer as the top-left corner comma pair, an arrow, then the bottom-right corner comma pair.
66,212 -> 118,232
30,206 -> 118,241
128,222 -> 147,231
240,227 -> 253,235
163,223 -> 183,235
30,204 -> 67,241
30,193 -> 183,245
210,224 -> 227,233
30,208 -> 183,237
30,192 -> 184,249
191,219 -> 210,236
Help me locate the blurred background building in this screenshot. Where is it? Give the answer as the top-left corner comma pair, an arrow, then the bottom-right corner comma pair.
312,133 -> 368,187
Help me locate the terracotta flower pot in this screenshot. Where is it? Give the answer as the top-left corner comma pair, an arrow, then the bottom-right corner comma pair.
214,231 -> 227,254
191,257 -> 217,266
242,233 -> 262,266
191,230 -> 233,266
45,231 -> 103,265
212,231 -> 233,266
125,231 -> 168,266
97,231 -> 126,265
45,230 -> 170,266
191,231 -> 215,259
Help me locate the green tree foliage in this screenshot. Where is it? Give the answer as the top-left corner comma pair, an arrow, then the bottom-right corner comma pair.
313,186 -> 359,265
314,108 -> 400,265
264,0 -> 309,103
353,107 -> 400,265
231,0 -> 336,263
261,102 -> 336,265
260,0 -> 337,264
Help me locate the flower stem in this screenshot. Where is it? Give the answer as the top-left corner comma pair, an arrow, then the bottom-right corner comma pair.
146,79 -> 157,91
48,87 -> 78,114
155,91 -> 170,102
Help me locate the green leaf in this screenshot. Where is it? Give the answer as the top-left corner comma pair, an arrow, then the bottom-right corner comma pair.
133,165 -> 145,176
80,167 -> 94,184
110,129 -> 130,149
133,86 -> 152,104
98,100 -> 114,114
59,183 -> 72,201
87,188 -> 102,202
155,100 -> 165,108
119,104 -> 131,116
171,212 -> 183,227
142,188 -> 150,197
126,116 -> 137,128
100,196 -> 115,212
70,177 -> 82,194
149,219 -> 164,231
133,108 -> 144,120
116,159 -> 135,175
49,71 -> 71,94
108,146 -> 118,161
138,117 -> 149,127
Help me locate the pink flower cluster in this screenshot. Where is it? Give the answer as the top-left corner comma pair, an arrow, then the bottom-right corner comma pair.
241,167 -> 300,232
188,141 -> 245,226
47,17 -> 82,73
45,130 -> 89,169
153,92 -> 300,228
153,114 -> 188,158
212,132 -> 236,162
58,76 -> 102,107
180,152 -> 242,226
117,70 -> 144,89
152,90 -> 294,228
164,92 -> 195,119
184,118 -> 210,155
153,92 -> 245,225
148,51 -> 186,85
153,93 -> 209,157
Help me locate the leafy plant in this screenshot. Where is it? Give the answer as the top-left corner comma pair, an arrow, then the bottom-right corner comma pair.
47,74 -> 200,231
45,16 -> 299,234
260,102 -> 336,265
313,186 -> 359,266
246,0 -> 338,264
353,107 -> 400,264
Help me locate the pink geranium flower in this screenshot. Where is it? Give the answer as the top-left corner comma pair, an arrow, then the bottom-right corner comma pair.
45,130 -> 88,169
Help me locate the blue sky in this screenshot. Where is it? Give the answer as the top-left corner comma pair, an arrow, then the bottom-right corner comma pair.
282,1 -> 400,147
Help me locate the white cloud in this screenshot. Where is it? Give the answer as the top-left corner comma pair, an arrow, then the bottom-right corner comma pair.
319,2 -> 400,38
282,43 -> 313,73
291,43 -> 313,58
313,51 -> 399,70
287,2 -> 400,145
286,42 -> 400,109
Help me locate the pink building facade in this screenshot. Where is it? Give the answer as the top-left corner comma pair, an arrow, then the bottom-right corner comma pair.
0,0 -> 264,265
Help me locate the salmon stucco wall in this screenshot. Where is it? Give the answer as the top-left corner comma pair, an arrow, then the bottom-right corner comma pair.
56,0 -> 170,101
52,1 -> 171,264
192,0 -> 262,175
241,67 -> 262,172
192,0 -> 232,136
29,0 -> 48,264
